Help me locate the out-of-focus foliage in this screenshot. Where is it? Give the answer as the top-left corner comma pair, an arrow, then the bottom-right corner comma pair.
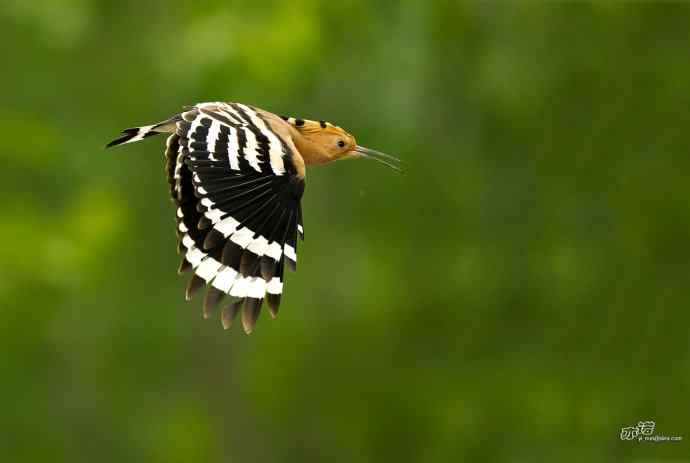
1,1 -> 689,461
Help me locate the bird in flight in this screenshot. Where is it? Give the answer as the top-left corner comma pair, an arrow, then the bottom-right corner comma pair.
107,102 -> 401,333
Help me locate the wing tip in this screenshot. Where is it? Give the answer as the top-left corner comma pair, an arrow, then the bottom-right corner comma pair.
241,297 -> 262,334
221,300 -> 242,330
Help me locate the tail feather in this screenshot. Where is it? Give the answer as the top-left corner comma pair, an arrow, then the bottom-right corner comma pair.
106,116 -> 179,148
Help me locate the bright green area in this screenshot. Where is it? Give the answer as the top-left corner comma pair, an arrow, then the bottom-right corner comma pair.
1,1 -> 689,461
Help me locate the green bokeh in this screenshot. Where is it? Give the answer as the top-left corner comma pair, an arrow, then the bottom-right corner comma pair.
1,1 -> 689,461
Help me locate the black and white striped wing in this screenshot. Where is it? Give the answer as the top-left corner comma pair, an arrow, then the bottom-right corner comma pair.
167,102 -> 304,333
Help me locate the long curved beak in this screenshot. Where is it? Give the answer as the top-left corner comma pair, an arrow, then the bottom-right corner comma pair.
354,146 -> 405,173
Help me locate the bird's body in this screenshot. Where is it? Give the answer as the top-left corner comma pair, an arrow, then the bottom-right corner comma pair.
107,102 -> 400,333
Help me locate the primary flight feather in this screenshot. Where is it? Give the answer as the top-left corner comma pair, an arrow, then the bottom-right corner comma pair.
107,102 -> 401,333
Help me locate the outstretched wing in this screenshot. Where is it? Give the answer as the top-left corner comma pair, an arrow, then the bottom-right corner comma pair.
166,102 -> 305,333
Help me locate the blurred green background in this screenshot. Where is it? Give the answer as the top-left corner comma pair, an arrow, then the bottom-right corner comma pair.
2,1 -> 689,461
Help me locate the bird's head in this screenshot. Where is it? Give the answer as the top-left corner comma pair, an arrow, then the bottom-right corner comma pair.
285,117 -> 403,172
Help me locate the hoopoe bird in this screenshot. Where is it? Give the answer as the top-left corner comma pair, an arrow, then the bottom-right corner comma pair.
107,102 -> 401,333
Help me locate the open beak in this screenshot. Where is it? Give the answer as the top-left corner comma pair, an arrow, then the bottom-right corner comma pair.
354,146 -> 405,173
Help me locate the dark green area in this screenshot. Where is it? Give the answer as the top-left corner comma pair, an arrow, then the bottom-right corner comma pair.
1,1 -> 689,461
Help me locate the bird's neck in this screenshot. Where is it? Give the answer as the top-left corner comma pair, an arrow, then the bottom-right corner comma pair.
289,127 -> 331,165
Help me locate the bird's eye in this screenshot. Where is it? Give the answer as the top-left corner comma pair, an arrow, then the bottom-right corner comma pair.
337,140 -> 346,148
